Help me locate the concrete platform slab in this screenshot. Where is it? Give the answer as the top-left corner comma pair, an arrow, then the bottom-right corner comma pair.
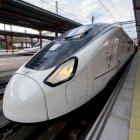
122,80 -> 135,89
117,88 -> 134,101
112,98 -> 132,121
100,115 -> 129,140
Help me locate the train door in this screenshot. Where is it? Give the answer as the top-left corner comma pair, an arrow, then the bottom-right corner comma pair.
93,39 -> 112,95
117,30 -> 126,69
86,59 -> 95,98
107,33 -> 120,80
80,50 -> 95,99
65,51 -> 89,104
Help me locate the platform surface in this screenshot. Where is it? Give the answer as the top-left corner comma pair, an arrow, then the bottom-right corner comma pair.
99,53 -> 138,140
0,56 -> 31,71
129,52 -> 140,140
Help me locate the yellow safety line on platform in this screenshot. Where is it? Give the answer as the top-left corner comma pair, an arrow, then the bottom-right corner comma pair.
129,52 -> 140,140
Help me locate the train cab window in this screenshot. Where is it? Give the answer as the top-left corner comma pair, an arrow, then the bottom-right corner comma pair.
55,30 -> 71,41
64,25 -> 94,40
63,24 -> 109,40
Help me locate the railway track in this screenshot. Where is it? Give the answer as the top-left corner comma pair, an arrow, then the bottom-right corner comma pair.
0,69 -> 16,86
0,53 -> 136,140
0,82 -> 8,95
0,69 -> 17,77
0,69 -> 17,94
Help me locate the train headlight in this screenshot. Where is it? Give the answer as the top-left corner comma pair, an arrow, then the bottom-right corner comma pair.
44,57 -> 78,87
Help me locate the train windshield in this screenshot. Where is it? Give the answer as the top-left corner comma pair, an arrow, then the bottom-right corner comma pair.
64,25 -> 93,40
25,24 -> 110,70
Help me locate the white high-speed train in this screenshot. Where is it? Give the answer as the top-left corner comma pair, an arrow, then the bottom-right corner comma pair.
17,40 -> 51,55
3,24 -> 134,123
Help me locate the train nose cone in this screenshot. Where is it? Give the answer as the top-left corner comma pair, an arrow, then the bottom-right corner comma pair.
3,74 -> 48,123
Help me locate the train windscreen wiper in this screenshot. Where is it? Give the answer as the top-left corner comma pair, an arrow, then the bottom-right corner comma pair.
64,28 -> 92,40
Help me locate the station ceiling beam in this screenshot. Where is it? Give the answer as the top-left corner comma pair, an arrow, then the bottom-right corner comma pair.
0,30 -> 55,40
0,0 -> 81,33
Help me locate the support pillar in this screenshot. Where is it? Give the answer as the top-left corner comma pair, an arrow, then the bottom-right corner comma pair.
11,35 -> 14,54
39,30 -> 42,49
5,36 -> 8,53
55,30 -> 58,38
21,42 -> 23,48
0,36 -> 1,49
4,24 -> 6,30
1,42 -> 2,49
56,1 -> 58,14
31,37 -> 33,47
26,41 -> 27,48
92,16 -> 94,23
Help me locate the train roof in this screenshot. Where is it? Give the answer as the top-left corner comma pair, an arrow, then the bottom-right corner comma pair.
77,23 -> 120,29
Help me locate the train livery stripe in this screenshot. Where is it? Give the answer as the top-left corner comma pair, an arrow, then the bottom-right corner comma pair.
94,65 -> 118,80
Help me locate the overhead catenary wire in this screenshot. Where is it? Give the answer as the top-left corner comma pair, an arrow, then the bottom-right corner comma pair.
40,0 -> 77,17
39,0 -> 90,23
109,0 -> 125,22
41,0 -> 136,39
108,0 -> 136,38
97,0 -> 118,23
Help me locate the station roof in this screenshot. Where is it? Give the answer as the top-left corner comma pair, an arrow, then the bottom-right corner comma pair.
133,0 -> 140,45
0,0 -> 81,33
0,30 -> 55,40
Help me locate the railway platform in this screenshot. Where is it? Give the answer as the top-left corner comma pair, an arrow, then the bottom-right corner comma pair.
0,55 -> 31,71
86,52 -> 140,140
0,50 -> 19,56
0,55 -> 31,86
129,52 -> 140,140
